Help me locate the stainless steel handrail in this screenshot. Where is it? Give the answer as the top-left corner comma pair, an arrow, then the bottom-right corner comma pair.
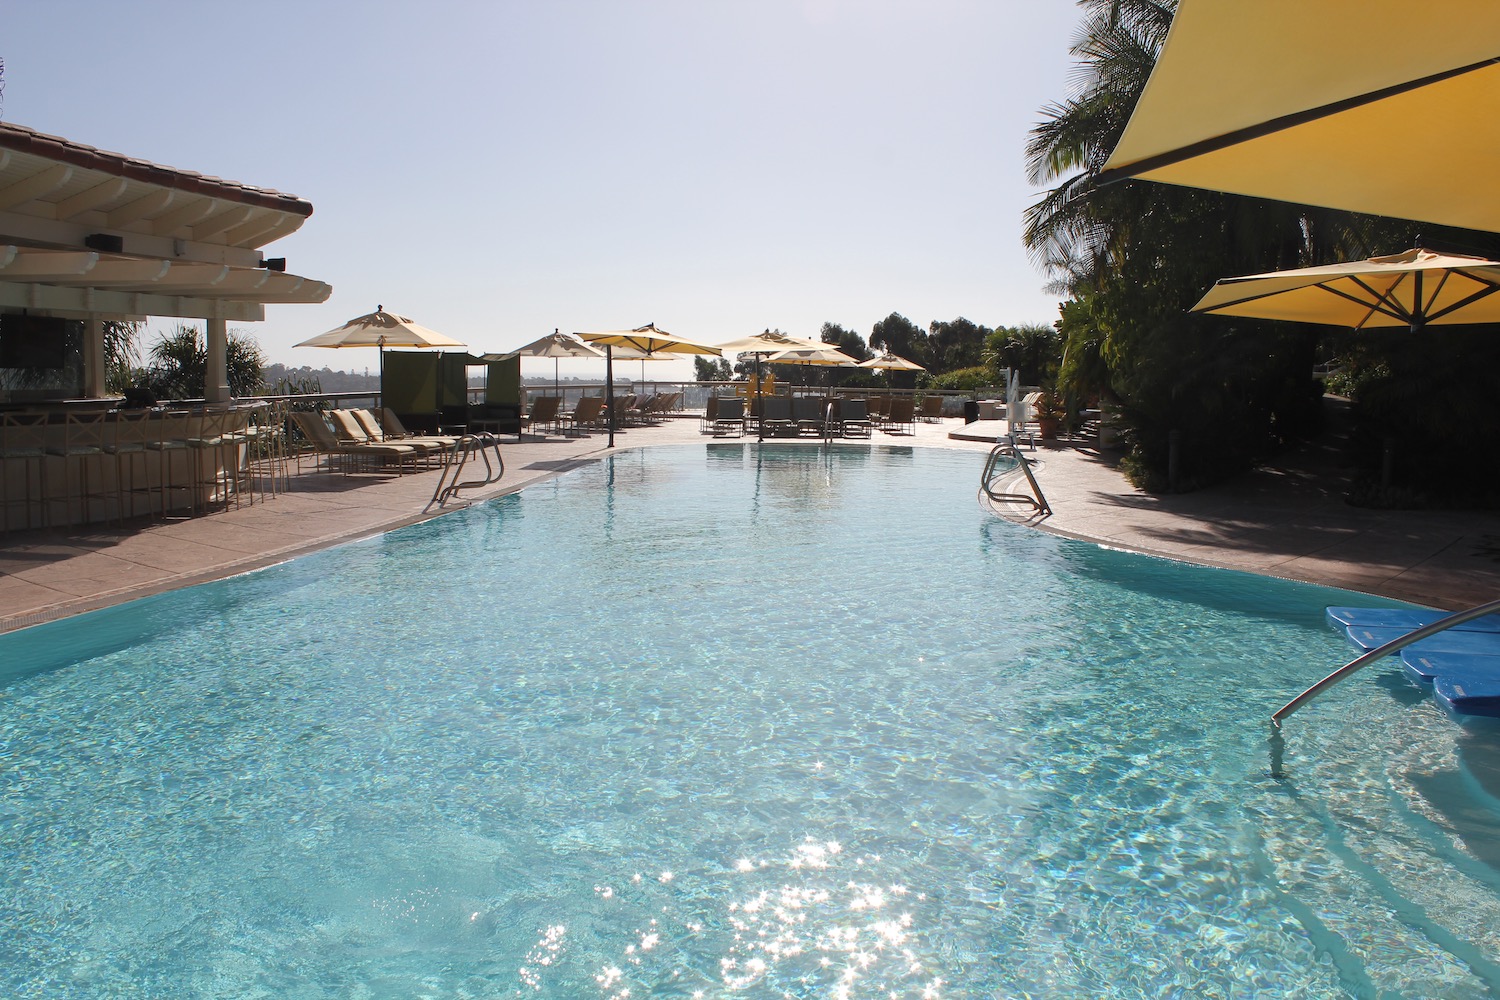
429,432 -> 506,508
980,434 -> 1050,515
1272,597 -> 1500,726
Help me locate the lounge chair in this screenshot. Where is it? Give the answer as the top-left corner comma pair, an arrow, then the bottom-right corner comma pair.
883,397 -> 916,435
711,396 -> 745,437
381,408 -> 463,450
521,395 -> 562,436
352,409 -> 460,456
792,397 -> 830,436
919,395 -> 944,422
557,396 -> 605,436
328,409 -> 447,466
760,396 -> 796,437
840,398 -> 873,438
291,411 -> 418,474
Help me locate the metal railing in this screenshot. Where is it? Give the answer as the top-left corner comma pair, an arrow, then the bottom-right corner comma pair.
979,434 -> 1051,515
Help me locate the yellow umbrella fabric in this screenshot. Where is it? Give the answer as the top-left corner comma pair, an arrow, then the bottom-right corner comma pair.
575,323 -> 723,357
1097,0 -> 1500,232
1191,247 -> 1500,331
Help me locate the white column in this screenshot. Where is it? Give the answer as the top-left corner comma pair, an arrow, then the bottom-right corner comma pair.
205,316 -> 230,402
84,314 -> 107,398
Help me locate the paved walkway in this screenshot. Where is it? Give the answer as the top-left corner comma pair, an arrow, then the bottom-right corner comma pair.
4,410 -> 1499,634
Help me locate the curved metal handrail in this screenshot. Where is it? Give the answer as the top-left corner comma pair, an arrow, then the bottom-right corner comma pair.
1272,596 -> 1500,726
980,434 -> 1050,515
428,432 -> 505,509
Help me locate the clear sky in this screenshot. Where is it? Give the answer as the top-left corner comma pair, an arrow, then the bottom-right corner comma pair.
5,0 -> 1081,380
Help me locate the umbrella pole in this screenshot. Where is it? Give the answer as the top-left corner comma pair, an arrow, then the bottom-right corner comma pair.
756,352 -> 765,442
605,345 -> 616,448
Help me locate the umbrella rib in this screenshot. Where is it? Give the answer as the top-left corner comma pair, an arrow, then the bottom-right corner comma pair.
1320,276 -> 1412,330
1424,271 -> 1500,323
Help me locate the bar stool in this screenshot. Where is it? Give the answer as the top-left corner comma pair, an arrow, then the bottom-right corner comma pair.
105,408 -> 157,523
146,408 -> 194,517
46,411 -> 108,526
0,411 -> 51,532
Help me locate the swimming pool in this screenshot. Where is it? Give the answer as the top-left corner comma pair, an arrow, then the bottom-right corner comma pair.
3,443 -> 1499,997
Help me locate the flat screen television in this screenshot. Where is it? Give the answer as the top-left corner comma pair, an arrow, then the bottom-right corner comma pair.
0,313 -> 77,369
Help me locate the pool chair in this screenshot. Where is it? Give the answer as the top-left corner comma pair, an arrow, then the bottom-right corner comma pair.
557,395 -> 605,436
792,396 -> 829,436
840,398 -> 873,438
760,396 -> 797,437
327,408 -> 446,467
290,411 -> 418,475
711,396 -> 745,437
883,397 -> 916,435
919,395 -> 944,422
351,409 -> 460,461
520,395 -> 562,436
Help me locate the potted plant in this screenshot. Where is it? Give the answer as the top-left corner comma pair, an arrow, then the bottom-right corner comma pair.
1033,387 -> 1066,439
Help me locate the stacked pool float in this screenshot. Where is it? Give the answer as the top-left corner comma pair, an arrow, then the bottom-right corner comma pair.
1327,606 -> 1500,718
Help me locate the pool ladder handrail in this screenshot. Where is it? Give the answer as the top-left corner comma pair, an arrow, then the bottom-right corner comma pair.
428,432 -> 505,509
981,434 -> 1051,515
822,400 -> 836,445
1272,596 -> 1500,727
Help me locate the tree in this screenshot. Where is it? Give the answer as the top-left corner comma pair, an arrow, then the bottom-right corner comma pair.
985,323 -> 1061,386
869,313 -> 927,368
819,322 -> 872,363
927,317 -> 990,373
694,356 -> 733,381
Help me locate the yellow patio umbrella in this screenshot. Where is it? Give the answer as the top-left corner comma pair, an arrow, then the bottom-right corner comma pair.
575,323 -> 722,446
1191,247 -> 1500,332
1096,0 -> 1500,232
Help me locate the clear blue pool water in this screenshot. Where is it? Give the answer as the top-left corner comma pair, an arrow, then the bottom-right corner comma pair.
3,443 -> 1500,998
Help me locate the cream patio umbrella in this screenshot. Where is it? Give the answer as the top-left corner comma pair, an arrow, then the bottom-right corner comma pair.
859,350 -> 926,373
1191,247 -> 1500,332
1095,0 -> 1500,232
496,329 -> 604,397
576,323 -> 723,446
295,305 -> 466,385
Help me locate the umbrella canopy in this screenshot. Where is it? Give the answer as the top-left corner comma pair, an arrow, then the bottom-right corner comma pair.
1191,247 -> 1500,332
576,323 -> 723,357
859,350 -> 926,372
764,344 -> 857,366
715,330 -> 828,356
295,306 -> 465,350
1097,0 -> 1500,232
494,329 -> 604,397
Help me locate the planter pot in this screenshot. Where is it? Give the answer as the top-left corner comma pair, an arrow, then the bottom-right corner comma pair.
1036,416 -> 1061,439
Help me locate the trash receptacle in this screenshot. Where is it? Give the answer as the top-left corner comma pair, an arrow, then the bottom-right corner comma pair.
962,400 -> 980,424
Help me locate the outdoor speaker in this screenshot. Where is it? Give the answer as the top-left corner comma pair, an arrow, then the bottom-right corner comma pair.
84,233 -> 124,253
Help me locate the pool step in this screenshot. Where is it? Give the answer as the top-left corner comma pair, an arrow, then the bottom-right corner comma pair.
1329,607 -> 1500,719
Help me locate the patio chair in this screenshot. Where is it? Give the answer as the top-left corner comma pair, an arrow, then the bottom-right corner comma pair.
351,408 -> 459,460
700,395 -> 720,434
711,396 -> 745,437
520,395 -> 562,436
328,409 -> 444,468
792,396 -> 829,436
760,396 -> 796,437
840,398 -> 873,438
883,397 -> 916,435
291,411 -> 418,475
919,396 -> 944,422
557,395 -> 605,436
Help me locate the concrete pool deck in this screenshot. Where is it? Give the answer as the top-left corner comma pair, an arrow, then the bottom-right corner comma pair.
3,410 -> 1499,634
